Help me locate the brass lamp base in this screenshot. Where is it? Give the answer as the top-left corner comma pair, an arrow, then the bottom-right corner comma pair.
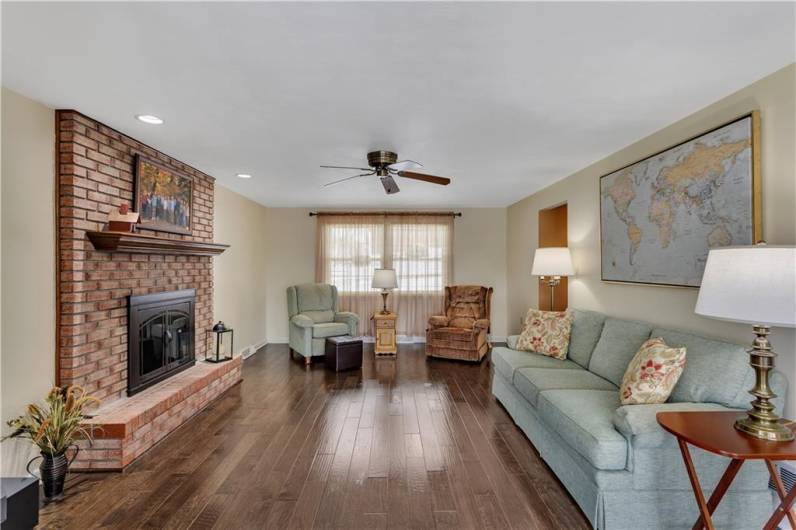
379,291 -> 390,315
735,416 -> 793,442
734,325 -> 794,442
540,276 -> 561,311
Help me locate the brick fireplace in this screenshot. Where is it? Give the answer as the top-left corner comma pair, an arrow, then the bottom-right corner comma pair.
56,110 -> 242,470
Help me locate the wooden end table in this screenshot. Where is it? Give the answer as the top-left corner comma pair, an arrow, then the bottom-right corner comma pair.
657,411 -> 796,530
371,312 -> 397,356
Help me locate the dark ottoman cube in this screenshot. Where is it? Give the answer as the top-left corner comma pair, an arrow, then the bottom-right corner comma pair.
324,336 -> 363,372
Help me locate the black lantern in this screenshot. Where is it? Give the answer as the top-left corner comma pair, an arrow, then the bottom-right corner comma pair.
205,321 -> 233,363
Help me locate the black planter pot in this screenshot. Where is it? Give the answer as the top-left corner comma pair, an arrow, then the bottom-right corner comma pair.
40,453 -> 68,501
27,446 -> 78,503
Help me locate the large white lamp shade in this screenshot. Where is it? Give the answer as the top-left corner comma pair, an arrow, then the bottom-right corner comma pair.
372,268 -> 398,290
531,247 -> 575,277
695,245 -> 796,328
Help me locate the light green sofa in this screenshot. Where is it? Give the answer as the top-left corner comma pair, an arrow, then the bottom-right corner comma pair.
287,283 -> 359,364
492,309 -> 787,530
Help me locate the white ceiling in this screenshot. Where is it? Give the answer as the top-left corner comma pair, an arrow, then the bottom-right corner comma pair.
3,2 -> 794,208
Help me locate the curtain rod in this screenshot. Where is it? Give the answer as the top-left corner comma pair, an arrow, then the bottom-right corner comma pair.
309,211 -> 462,217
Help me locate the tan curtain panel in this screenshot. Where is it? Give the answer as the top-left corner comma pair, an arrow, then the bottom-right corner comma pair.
316,214 -> 454,338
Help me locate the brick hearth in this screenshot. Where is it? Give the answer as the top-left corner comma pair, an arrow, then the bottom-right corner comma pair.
73,358 -> 242,470
56,110 -> 241,470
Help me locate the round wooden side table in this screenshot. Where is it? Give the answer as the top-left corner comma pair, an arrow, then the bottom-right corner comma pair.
657,410 -> 796,530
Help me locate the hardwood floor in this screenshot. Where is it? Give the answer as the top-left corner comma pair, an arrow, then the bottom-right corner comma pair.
39,343 -> 590,529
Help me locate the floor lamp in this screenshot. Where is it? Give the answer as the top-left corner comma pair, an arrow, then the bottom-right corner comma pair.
532,247 -> 574,311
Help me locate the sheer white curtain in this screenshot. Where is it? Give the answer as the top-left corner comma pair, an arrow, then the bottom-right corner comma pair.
316,214 -> 454,339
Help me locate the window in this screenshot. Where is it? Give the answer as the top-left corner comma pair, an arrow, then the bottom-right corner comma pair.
318,215 -> 452,294
316,214 -> 454,337
323,222 -> 383,293
390,223 -> 449,292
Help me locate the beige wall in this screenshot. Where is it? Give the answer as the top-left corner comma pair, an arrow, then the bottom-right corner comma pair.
213,185 -> 269,356
263,207 -> 509,342
452,208 -> 508,339
263,208 -> 325,342
507,64 -> 796,415
1,88 -> 57,474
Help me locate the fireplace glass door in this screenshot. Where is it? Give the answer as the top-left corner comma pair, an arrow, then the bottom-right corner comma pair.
128,290 -> 196,395
139,310 -> 192,378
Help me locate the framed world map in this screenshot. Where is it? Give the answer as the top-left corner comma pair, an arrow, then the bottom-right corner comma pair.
600,112 -> 761,288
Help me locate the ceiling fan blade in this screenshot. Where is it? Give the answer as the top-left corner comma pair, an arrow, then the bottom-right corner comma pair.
396,171 -> 451,186
380,175 -> 400,194
323,172 -> 374,187
388,160 -> 423,172
320,165 -> 372,171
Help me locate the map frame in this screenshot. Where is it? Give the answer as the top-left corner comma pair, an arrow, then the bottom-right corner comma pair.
599,111 -> 762,288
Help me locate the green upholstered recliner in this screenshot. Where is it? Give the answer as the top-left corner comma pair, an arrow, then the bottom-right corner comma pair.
287,283 -> 359,365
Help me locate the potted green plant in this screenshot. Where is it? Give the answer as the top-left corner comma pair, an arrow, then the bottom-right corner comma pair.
3,385 -> 99,501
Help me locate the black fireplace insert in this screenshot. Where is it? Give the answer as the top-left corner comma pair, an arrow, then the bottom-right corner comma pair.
128,289 -> 195,395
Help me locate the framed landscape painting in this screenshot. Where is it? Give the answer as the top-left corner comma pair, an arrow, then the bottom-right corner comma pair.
134,154 -> 193,235
599,112 -> 761,288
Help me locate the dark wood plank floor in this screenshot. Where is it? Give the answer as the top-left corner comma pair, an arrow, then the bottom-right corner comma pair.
38,343 -> 589,529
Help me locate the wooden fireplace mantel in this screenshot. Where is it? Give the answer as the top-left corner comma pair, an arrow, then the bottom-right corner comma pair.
86,231 -> 229,257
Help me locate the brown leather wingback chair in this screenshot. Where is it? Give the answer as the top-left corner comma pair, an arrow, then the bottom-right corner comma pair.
426,285 -> 494,362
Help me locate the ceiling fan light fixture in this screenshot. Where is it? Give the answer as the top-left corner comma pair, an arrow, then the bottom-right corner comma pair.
320,150 -> 452,195
135,114 -> 164,125
380,175 -> 400,194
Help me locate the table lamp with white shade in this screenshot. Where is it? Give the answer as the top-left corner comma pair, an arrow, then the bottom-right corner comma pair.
372,268 -> 398,314
531,247 -> 575,311
695,244 -> 796,442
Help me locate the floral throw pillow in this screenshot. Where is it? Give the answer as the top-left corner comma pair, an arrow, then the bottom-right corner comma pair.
620,337 -> 687,405
515,309 -> 572,360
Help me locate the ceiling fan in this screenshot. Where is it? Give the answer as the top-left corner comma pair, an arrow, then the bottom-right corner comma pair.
320,150 -> 452,194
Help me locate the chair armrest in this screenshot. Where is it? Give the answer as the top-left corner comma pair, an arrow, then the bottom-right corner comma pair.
427,315 -> 449,329
334,311 -> 359,335
290,314 -> 314,329
613,402 -> 738,441
473,319 -> 490,332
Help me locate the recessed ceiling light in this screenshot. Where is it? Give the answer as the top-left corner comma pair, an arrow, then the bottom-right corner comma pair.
236,173 -> 252,179
136,114 -> 164,125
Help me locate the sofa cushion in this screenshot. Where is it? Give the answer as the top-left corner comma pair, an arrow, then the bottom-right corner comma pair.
568,309 -> 607,368
446,285 -> 489,321
537,389 -> 627,470
514,367 -> 617,407
652,328 -> 753,409
429,327 -> 474,342
491,346 -> 581,383
588,318 -> 653,386
312,322 -> 350,338
516,309 -> 572,359
427,327 -> 479,351
304,309 -> 335,324
295,283 -> 336,310
449,317 -> 475,329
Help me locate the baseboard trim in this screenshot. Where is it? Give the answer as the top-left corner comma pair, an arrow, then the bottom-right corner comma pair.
241,339 -> 268,359
264,336 -> 504,346
265,336 -> 430,345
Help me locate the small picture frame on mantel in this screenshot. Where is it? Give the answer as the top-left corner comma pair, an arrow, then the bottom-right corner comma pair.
134,154 -> 193,235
